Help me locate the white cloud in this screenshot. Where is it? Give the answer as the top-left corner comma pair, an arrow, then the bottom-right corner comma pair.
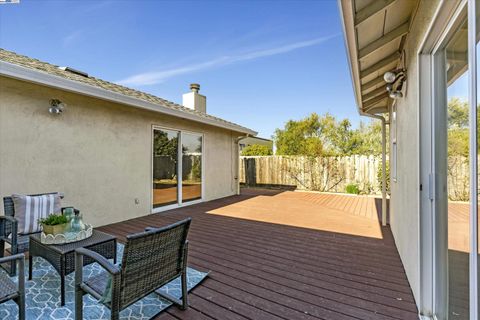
63,30 -> 84,47
117,34 -> 337,86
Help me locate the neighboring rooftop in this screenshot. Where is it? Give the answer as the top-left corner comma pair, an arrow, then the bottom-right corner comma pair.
240,136 -> 272,142
0,48 -> 256,135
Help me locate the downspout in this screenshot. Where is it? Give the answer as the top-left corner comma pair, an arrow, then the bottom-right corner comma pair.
362,112 -> 388,226
234,134 -> 251,195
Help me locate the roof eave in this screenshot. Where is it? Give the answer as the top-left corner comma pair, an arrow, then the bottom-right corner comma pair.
0,60 -> 257,136
338,0 -> 364,116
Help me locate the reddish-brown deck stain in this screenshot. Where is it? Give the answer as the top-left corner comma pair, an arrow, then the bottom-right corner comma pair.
97,188 -> 418,320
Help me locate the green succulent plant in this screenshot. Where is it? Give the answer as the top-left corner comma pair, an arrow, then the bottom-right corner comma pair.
39,213 -> 68,226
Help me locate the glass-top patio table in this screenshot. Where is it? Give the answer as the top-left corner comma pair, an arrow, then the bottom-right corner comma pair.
28,230 -> 116,306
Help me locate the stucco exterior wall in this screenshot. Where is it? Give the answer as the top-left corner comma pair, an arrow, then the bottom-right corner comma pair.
0,77 -> 242,227
389,0 -> 440,304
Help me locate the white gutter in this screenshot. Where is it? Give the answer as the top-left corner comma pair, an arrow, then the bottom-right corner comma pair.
0,61 -> 257,136
338,0 -> 364,114
362,112 -> 388,226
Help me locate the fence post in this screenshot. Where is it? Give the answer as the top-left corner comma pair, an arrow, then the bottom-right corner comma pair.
245,158 -> 257,187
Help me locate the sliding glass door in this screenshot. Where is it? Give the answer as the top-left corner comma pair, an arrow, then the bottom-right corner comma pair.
152,127 -> 203,211
419,1 -> 480,316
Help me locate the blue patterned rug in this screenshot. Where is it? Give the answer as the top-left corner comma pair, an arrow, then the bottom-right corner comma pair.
0,244 -> 208,319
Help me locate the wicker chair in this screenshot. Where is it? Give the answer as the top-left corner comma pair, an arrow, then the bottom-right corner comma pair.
0,192 -> 65,276
75,218 -> 192,320
0,253 -> 25,320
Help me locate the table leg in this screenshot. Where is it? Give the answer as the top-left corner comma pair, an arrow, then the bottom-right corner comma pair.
60,256 -> 65,306
28,255 -> 33,281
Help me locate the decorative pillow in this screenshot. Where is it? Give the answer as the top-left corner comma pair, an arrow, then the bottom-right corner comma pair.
12,194 -> 62,234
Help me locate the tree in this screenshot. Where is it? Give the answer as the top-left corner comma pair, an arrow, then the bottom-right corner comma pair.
274,113 -> 323,156
317,114 -> 358,155
273,112 -> 382,156
447,98 -> 469,157
153,131 -> 178,160
350,120 -> 383,155
241,144 -> 273,156
448,97 -> 469,128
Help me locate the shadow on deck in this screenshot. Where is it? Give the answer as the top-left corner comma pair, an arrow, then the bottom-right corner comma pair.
97,188 -> 418,320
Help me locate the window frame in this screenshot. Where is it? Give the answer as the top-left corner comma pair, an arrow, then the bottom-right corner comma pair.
391,101 -> 398,182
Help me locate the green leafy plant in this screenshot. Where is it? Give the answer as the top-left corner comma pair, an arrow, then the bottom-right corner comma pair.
377,160 -> 390,194
346,183 -> 360,195
191,159 -> 202,182
241,144 -> 273,156
39,213 -> 68,226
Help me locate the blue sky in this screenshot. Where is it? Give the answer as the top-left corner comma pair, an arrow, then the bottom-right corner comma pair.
0,0 -> 361,138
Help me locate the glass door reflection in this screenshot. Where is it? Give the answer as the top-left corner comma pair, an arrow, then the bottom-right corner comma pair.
445,18 -> 470,319
153,129 -> 179,208
182,133 -> 202,202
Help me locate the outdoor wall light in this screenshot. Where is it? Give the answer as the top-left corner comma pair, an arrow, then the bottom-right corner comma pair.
383,71 -> 397,83
389,90 -> 403,99
384,69 -> 406,100
49,99 -> 66,115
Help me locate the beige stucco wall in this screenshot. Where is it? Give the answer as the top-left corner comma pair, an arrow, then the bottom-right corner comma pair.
0,76 -> 242,227
389,0 -> 441,304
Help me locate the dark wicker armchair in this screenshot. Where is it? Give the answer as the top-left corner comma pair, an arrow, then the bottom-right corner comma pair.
1,192 -> 64,276
0,253 -> 25,320
75,218 -> 192,320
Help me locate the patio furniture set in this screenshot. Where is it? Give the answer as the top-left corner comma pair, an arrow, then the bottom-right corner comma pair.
0,192 -> 192,320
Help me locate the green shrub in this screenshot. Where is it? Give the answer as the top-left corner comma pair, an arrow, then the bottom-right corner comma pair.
346,183 -> 360,195
39,213 -> 68,226
377,160 -> 390,193
241,144 -> 273,156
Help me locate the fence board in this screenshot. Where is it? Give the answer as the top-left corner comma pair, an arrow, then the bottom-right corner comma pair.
240,155 -> 382,194
240,155 -> 469,200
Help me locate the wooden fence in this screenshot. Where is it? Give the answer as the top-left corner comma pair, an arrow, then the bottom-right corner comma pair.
240,155 -> 469,200
240,155 -> 383,194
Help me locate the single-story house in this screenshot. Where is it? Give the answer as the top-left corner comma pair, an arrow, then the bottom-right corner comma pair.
339,0 -> 478,318
0,49 -> 256,227
239,136 -> 273,151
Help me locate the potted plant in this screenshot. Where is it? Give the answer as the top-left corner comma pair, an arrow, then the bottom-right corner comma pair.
39,213 -> 69,235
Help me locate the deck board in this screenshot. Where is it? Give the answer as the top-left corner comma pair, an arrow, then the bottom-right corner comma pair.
97,189 -> 418,320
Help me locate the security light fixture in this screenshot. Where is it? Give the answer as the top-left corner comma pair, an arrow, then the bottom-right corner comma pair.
383,69 -> 405,84
49,99 -> 66,115
389,91 -> 403,99
383,69 -> 406,100
383,71 -> 397,83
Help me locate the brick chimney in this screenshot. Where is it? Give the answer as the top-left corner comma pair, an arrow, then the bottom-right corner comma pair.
182,83 -> 206,113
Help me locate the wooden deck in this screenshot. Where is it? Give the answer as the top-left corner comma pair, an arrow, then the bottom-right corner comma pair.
98,188 -> 418,320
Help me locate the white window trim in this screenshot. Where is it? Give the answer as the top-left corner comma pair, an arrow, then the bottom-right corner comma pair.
467,0 -> 478,317
151,125 -> 205,214
391,101 -> 398,183
391,141 -> 397,182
